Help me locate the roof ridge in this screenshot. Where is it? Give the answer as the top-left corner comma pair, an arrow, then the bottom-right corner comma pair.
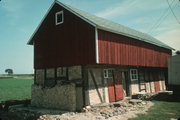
28,0 -> 174,50
56,1 -> 173,50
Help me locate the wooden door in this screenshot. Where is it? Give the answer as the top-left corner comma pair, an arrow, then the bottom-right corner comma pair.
153,72 -> 160,92
107,78 -> 116,102
114,71 -> 124,101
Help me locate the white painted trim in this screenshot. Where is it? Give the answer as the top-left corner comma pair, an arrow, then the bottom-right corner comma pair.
27,1 -> 96,45
55,11 -> 64,25
103,69 -> 113,78
27,1 -> 56,45
95,27 -> 99,64
103,69 -> 108,78
130,69 -> 138,81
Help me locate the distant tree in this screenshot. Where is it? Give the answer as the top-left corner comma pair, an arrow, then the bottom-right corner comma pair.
5,69 -> 13,75
176,51 -> 180,55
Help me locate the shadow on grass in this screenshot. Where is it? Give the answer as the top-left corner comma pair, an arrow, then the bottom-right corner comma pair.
0,106 -> 72,120
148,92 -> 180,102
129,92 -> 180,120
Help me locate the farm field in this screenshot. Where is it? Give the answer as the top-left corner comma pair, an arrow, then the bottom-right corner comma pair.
0,76 -> 33,102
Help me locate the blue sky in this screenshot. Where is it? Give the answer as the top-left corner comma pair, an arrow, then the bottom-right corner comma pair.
0,0 -> 179,74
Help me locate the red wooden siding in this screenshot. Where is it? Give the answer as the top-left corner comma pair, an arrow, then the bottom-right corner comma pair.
107,78 -> 116,102
98,30 -> 171,67
34,3 -> 96,69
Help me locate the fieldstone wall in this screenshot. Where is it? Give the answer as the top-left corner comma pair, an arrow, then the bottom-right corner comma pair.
68,66 -> 82,80
76,87 -> 83,111
159,80 -> 163,91
88,68 -> 103,89
87,68 -> 108,105
57,67 -> 66,77
46,68 -> 55,78
161,80 -> 166,90
31,83 -> 76,111
145,82 -> 151,93
89,88 -> 104,105
150,82 -> 155,92
131,81 -> 139,95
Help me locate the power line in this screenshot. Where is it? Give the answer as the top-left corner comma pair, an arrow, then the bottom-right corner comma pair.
151,2 -> 179,36
148,0 -> 175,34
166,0 -> 180,24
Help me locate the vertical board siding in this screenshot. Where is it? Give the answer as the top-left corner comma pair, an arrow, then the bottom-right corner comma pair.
34,3 -> 96,69
98,30 -> 171,67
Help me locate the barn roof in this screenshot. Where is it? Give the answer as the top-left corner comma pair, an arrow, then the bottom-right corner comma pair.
28,1 -> 173,50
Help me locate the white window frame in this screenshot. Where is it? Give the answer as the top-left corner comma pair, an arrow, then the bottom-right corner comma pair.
104,69 -> 113,78
55,11 -> 64,25
130,69 -> 138,81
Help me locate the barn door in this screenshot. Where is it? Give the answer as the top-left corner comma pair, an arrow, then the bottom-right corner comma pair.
153,72 -> 160,92
107,77 -> 116,102
107,71 -> 124,102
122,71 -> 130,96
114,71 -> 124,101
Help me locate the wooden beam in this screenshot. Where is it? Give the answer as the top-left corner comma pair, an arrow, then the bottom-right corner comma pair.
89,69 -> 103,103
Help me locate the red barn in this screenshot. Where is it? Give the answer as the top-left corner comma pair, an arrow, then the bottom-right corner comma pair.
28,1 -> 173,111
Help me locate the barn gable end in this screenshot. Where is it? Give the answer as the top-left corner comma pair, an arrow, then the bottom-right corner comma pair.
28,1 -> 172,68
32,3 -> 96,68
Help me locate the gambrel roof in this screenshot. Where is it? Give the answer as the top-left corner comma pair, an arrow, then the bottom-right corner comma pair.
28,1 -> 173,50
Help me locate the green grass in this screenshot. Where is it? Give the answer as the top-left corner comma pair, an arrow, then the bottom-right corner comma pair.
129,100 -> 180,120
0,78 -> 33,102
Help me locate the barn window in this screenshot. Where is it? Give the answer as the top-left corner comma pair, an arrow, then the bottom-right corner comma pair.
104,69 -> 113,78
130,69 -> 138,81
55,11 -> 63,25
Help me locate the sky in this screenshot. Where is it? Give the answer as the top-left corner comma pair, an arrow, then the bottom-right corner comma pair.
0,0 -> 179,74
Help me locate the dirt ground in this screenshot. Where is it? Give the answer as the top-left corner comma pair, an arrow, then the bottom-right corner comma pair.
1,98 -> 153,120
38,102 -> 153,120
37,101 -> 153,120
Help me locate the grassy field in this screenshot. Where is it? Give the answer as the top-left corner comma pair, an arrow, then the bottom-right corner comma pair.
129,95 -> 180,120
0,77 -> 33,102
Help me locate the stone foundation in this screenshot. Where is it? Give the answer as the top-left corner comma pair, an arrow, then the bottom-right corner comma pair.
31,84 -> 76,111
87,68 -> 108,105
131,81 -> 139,95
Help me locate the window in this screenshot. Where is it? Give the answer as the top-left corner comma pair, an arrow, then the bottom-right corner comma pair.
55,11 -> 63,25
130,69 -> 138,81
104,69 -> 113,78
